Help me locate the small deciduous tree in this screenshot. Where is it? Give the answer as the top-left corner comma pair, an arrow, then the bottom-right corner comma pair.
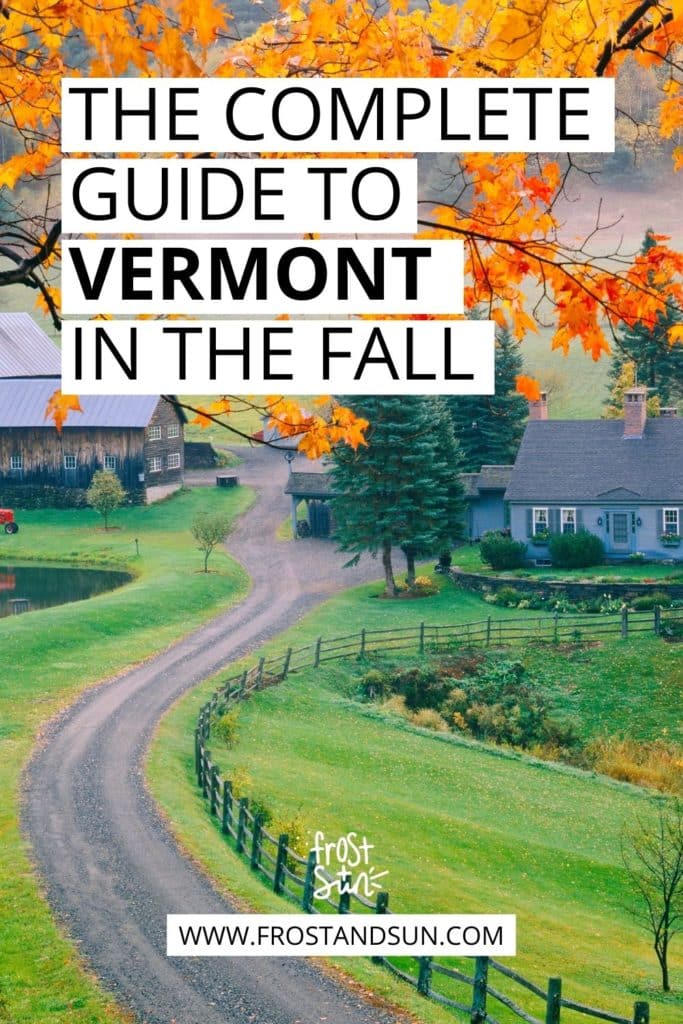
621,801 -> 683,992
86,470 -> 125,531
191,510 -> 232,573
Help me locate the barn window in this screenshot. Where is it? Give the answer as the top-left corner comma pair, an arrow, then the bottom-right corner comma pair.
167,423 -> 180,439
147,425 -> 162,441
64,454 -> 77,469
10,454 -> 23,470
167,452 -> 181,470
560,508 -> 576,534
663,508 -> 679,535
104,455 -> 118,471
149,456 -> 163,473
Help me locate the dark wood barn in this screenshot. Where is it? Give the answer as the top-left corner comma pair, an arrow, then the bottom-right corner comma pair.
0,314 -> 185,504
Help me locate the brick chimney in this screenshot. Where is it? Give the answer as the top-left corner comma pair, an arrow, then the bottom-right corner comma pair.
528,391 -> 548,421
660,407 -> 678,418
623,386 -> 648,439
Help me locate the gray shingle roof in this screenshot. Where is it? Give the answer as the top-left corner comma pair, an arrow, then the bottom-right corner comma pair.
462,465 -> 513,498
0,314 -> 61,378
505,419 -> 683,503
284,471 -> 337,499
0,377 -> 161,428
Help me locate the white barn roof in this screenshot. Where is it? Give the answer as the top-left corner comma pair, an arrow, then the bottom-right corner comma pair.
0,313 -> 61,378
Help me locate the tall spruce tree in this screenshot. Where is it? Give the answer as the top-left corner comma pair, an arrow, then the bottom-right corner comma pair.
607,229 -> 683,408
446,324 -> 527,471
331,396 -> 465,595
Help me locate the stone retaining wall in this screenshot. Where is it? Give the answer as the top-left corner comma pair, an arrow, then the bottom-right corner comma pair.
451,568 -> 683,601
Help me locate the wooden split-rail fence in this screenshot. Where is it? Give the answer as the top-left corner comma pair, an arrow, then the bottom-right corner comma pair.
194,607 -> 680,1023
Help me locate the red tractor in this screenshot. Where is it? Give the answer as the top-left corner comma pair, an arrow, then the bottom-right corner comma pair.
0,509 -> 19,535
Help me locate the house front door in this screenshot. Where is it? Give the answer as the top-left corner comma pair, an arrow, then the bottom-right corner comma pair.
609,511 -> 632,554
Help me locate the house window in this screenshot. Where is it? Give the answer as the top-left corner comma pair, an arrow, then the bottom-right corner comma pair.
167,452 -> 181,470
148,456 -> 163,473
103,455 -> 118,472
10,455 -> 23,471
561,508 -> 576,534
663,508 -> 679,535
147,425 -> 162,441
64,454 -> 77,470
167,423 -> 180,439
532,507 -> 549,534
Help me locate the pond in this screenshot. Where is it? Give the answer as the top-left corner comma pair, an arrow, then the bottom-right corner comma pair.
0,563 -> 132,618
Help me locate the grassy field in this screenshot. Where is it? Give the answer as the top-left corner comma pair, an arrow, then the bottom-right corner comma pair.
520,330 -> 611,419
0,485 -> 253,1024
149,572 -> 682,1024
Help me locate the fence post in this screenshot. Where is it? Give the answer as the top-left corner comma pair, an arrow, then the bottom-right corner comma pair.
221,781 -> 232,835
419,621 -> 425,655
274,833 -> 288,894
470,956 -> 488,1024
417,956 -> 432,996
236,797 -> 248,854
653,606 -> 661,636
250,814 -> 263,870
360,628 -> 366,657
486,616 -> 492,645
371,891 -> 389,963
545,977 -> 562,1024
240,669 -> 247,697
195,729 -> 202,784
632,1002 -> 649,1024
338,873 -> 351,914
282,648 -> 292,680
202,751 -> 210,799
255,657 -> 265,690
209,765 -> 219,815
621,605 -> 629,639
314,637 -> 322,668
553,612 -> 559,644
303,850 -> 317,912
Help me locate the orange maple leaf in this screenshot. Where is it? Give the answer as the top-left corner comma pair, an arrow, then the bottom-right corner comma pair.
515,375 -> 541,401
45,390 -> 83,433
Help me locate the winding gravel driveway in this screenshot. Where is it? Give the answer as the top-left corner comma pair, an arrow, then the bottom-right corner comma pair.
24,448 -> 402,1024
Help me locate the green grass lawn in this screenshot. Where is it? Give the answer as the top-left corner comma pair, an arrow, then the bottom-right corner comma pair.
452,544 -> 683,582
0,485 -> 253,1024
149,572 -> 683,1024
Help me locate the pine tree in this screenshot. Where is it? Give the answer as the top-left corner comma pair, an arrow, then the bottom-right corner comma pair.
331,396 -> 465,595
445,324 -> 527,472
607,229 -> 683,409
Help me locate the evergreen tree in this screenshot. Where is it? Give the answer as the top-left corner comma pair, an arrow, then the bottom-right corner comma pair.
331,396 -> 465,595
445,324 -> 527,471
607,229 -> 683,409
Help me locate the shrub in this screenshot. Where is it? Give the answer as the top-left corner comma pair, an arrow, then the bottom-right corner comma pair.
548,530 -> 605,569
359,669 -> 390,701
493,585 -> 523,607
212,707 -> 240,747
270,810 -> 312,866
584,736 -> 683,795
411,575 -> 438,594
380,694 -> 409,717
631,590 -> 673,611
661,617 -> 683,641
0,483 -> 89,509
410,708 -> 449,731
480,532 -> 527,570
229,766 -> 253,798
